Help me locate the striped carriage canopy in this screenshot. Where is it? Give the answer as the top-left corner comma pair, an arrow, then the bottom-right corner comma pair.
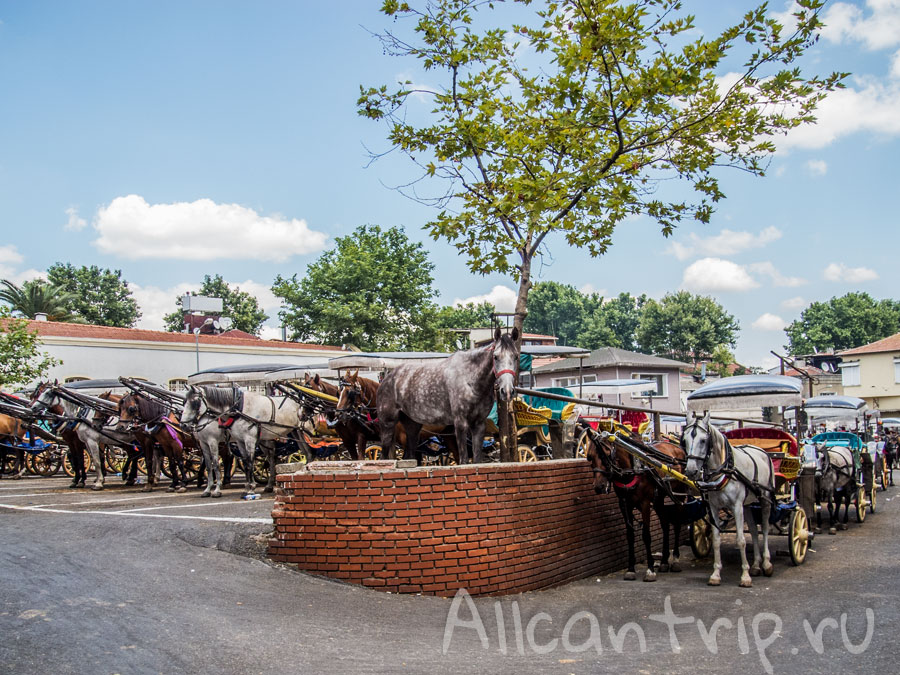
686,375 -> 803,412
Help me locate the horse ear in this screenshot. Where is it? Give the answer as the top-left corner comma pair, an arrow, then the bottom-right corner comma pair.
494,327 -> 502,341
703,410 -> 711,425
313,374 -> 320,385
510,326 -> 519,342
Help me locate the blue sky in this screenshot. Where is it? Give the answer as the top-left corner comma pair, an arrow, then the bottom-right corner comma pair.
1,1 -> 898,369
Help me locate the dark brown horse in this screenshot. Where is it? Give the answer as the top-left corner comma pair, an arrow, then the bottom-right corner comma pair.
581,422 -> 686,582
118,392 -> 190,492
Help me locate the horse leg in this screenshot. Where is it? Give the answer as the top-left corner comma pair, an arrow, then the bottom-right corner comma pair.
733,504 -> 752,587
827,491 -> 837,535
174,444 -> 188,493
403,420 -> 423,466
454,423 -> 469,466
221,443 -> 232,487
746,506 -> 762,577
199,439 -> 216,498
380,417 -> 398,461
469,419 -> 486,464
708,510 -> 723,587
618,497 -> 637,581
760,499 -> 774,576
641,500 -> 656,582
670,508 -> 682,572
657,502 -> 671,573
87,440 -> 104,491
264,440 -> 277,493
14,447 -> 26,479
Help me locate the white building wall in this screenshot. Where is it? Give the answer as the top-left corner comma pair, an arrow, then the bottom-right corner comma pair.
39,338 -> 337,387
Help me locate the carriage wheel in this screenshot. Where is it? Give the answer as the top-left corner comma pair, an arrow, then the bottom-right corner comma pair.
869,483 -> 876,514
789,508 -> 809,566
30,450 -> 61,477
855,486 -> 867,523
283,448 -> 307,465
880,458 -> 888,491
575,429 -> 590,459
136,456 -> 147,476
182,452 -> 201,482
253,454 -> 270,483
517,444 -> 538,463
364,444 -> 383,461
62,449 -> 93,477
690,516 -> 712,559
104,446 -> 126,474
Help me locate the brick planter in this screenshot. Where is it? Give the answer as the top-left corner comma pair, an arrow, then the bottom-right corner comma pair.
268,459 -> 662,597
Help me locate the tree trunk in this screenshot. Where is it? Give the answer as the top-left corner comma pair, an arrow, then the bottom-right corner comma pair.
498,255 -> 533,463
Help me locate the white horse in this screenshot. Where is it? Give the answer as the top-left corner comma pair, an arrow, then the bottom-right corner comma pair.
814,444 -> 855,535
32,385 -> 138,491
682,411 -> 776,588
181,385 -> 305,496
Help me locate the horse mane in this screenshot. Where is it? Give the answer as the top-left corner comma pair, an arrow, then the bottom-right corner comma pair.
135,394 -> 167,421
200,385 -> 239,410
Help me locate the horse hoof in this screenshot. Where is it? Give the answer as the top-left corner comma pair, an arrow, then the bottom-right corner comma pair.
200,492 -> 211,498
141,486 -> 152,493
749,566 -> 761,577
211,491 -> 222,499
829,527 -> 837,535
166,487 -> 176,493
264,486 -> 274,494
762,562 -> 774,577
707,577 -> 721,587
670,561 -> 682,573
91,485 -> 103,491
840,523 -> 848,531
814,526 -> 821,534
644,570 -> 657,582
659,563 -> 669,573
124,480 -> 135,486
623,572 -> 637,581
739,578 -> 753,588
176,486 -> 187,493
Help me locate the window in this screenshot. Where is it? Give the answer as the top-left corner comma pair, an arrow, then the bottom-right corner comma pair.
168,378 -> 188,392
841,361 -> 860,387
894,358 -> 900,384
519,372 -> 533,388
552,374 -> 596,388
631,373 -> 666,399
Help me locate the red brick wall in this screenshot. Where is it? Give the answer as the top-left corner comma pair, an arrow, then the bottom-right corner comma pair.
268,459 -> 663,597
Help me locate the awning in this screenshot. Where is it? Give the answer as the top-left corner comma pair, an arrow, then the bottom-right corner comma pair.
687,375 -> 803,412
803,394 -> 867,420
188,363 -> 300,385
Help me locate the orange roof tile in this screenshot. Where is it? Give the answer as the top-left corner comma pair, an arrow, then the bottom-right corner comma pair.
14,320 -> 343,352
839,332 -> 900,356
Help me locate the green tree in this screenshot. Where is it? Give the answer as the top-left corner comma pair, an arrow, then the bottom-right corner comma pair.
164,275 -> 269,335
523,281 -> 590,346
46,263 -> 141,327
272,225 -> 438,350
636,291 -> 738,362
359,0 -> 842,339
785,292 -> 900,354
0,306 -> 60,389
431,301 -> 496,350
709,344 -> 736,377
0,279 -> 79,322
576,292 -> 647,351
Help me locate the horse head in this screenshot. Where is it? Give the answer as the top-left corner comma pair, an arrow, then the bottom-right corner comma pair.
580,423 -> 614,494
491,326 -> 519,402
30,381 -> 58,413
117,392 -> 141,429
814,443 -> 830,477
682,410 -> 713,480
181,385 -> 207,427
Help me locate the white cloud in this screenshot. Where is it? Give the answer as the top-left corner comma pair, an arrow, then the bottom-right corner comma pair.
92,195 -> 328,262
64,207 -> 87,231
229,279 -> 281,313
820,0 -> 900,50
666,226 -> 782,261
0,245 -> 43,285
259,325 -> 284,341
752,313 -> 787,331
748,262 -> 807,287
823,262 -> 879,282
806,159 -> 828,175
681,258 -> 760,292
781,296 -> 806,310
453,285 -> 517,312
0,245 -> 24,266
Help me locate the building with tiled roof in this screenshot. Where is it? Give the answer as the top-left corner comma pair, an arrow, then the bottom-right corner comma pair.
838,332 -> 900,415
14,319 -> 344,390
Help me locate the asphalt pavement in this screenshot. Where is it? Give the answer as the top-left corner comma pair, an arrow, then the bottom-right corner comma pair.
1,471 -> 898,674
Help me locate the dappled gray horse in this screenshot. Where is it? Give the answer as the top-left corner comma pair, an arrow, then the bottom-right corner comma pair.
682,410 -> 775,588
814,444 -> 855,535
377,327 -> 519,464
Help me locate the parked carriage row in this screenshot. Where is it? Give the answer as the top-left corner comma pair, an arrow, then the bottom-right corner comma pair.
1,341 -> 895,587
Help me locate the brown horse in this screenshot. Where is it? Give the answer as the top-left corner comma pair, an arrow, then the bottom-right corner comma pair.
118,392 -> 190,492
581,422 -> 686,582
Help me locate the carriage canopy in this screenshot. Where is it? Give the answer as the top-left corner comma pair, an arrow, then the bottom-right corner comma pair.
686,375 -> 803,412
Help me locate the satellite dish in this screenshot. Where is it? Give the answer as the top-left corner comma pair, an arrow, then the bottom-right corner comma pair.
218,317 -> 233,331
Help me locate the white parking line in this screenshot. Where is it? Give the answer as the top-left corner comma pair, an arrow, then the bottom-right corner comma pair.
0,503 -> 272,524
125,500 -> 274,512
0,493 -> 59,499
0,484 -> 62,491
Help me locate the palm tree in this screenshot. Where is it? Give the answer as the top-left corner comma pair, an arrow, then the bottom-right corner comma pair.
0,279 -> 80,322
